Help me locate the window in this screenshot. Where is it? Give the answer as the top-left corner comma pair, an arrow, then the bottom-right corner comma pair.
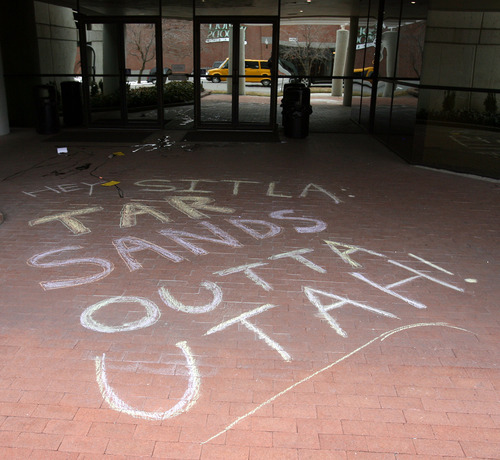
245,60 -> 260,69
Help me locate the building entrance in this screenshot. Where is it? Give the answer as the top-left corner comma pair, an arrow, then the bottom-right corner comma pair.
79,17 -> 163,128
194,18 -> 279,131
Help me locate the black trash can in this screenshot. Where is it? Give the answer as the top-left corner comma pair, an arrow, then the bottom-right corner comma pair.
60,81 -> 83,127
281,83 -> 312,139
34,85 -> 60,134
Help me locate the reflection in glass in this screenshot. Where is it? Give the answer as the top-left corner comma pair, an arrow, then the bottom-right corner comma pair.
89,76 -> 121,125
35,2 -> 80,87
397,21 -> 425,79
371,0 -> 428,160
84,22 -> 162,126
356,13 -> 378,129
414,88 -> 500,177
278,22 -> 335,87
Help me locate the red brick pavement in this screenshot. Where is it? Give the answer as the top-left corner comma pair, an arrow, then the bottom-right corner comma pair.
0,128 -> 498,459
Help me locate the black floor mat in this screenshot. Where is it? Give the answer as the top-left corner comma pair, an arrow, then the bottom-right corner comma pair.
182,130 -> 281,143
44,130 -> 155,143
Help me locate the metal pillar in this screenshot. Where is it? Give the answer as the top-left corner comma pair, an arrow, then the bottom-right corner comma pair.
0,43 -> 9,135
343,16 -> 359,107
103,23 -> 121,95
227,25 -> 233,94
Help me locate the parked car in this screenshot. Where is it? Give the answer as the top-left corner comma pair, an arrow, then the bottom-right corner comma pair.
147,67 -> 172,83
206,58 -> 271,86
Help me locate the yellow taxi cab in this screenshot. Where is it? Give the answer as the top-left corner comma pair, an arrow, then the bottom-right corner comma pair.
353,66 -> 374,80
206,58 -> 272,86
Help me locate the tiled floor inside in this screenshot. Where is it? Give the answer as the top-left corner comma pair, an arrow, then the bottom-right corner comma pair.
0,127 -> 498,459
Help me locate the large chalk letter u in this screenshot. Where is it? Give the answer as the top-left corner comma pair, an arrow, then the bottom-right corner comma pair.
95,341 -> 200,420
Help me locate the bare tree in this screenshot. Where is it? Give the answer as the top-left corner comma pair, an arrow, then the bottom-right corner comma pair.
279,25 -> 333,83
126,24 -> 156,83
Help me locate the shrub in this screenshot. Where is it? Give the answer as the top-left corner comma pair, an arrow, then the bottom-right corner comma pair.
163,81 -> 196,104
417,107 -> 500,128
128,86 -> 157,107
90,80 -> 199,109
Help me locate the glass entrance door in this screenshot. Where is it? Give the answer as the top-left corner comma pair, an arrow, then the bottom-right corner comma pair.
79,18 -> 162,128
195,18 -> 278,130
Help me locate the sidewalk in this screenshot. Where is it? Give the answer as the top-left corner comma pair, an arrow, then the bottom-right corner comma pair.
0,127 -> 498,459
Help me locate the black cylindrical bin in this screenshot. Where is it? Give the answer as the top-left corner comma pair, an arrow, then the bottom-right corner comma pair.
281,83 -> 312,139
34,85 -> 60,134
282,83 -> 311,111
60,81 -> 83,127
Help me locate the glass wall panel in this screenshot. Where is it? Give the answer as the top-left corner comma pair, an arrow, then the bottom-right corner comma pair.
83,21 -> 162,127
354,4 -> 378,130
35,1 -> 80,82
124,23 -> 159,124
86,23 -> 121,125
238,23 -> 273,125
278,22 -> 336,87
89,76 -> 122,125
199,23 -> 232,124
162,15 -> 195,128
125,24 -> 156,84
381,1 -> 427,160
373,15 -> 395,138
195,19 -> 276,130
413,88 -> 500,178
396,20 -> 425,79
278,19 -> 351,132
32,1 -> 82,127
162,18 -> 193,80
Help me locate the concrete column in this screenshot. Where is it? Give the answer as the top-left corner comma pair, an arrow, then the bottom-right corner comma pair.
332,26 -> 349,96
382,30 -> 398,97
343,17 -> 359,107
0,44 -> 9,135
239,26 -> 246,95
103,23 -> 121,95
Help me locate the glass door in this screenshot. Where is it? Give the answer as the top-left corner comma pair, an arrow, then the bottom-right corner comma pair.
79,17 -> 162,128
194,17 -> 278,130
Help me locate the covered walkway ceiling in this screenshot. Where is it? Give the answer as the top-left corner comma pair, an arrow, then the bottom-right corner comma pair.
47,0 -> 430,20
